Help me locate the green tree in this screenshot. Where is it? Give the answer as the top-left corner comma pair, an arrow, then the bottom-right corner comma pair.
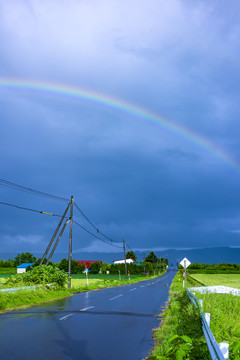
101,262 -> 110,273
126,251 -> 137,261
145,251 -> 158,264
90,261 -> 101,274
14,252 -> 36,267
58,258 -> 85,274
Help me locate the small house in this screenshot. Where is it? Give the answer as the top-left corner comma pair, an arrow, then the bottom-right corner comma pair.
113,258 -> 135,265
17,263 -> 34,274
77,260 -> 102,271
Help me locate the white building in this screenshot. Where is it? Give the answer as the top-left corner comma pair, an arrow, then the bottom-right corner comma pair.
17,263 -> 34,273
113,258 -> 135,265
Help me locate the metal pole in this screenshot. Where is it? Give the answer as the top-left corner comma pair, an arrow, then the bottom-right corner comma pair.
123,238 -> 127,279
68,196 -> 74,289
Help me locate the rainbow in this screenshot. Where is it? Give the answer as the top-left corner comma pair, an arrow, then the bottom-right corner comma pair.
0,78 -> 239,173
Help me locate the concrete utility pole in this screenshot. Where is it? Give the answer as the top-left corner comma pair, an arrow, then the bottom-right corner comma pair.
123,238 -> 128,279
68,196 -> 74,289
144,251 -> 146,276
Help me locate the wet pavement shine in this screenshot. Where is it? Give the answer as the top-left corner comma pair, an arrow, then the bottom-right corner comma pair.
0,270 -> 176,360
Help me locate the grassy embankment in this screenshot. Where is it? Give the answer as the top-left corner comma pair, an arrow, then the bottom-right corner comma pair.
0,288 -> 72,312
189,273 -> 240,359
149,273 -> 210,360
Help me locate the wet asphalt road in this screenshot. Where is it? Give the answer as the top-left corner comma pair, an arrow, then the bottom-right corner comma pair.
0,270 -> 176,360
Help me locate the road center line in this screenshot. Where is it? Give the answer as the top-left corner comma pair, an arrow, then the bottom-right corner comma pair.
79,306 -> 95,311
140,285 -> 145,287
59,313 -> 73,321
129,288 -> 136,291
109,294 -> 123,301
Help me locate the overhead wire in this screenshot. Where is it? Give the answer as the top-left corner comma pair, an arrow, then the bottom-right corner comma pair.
0,201 -> 65,218
0,178 -> 128,249
74,202 -> 122,243
73,220 -> 123,248
0,178 -> 69,202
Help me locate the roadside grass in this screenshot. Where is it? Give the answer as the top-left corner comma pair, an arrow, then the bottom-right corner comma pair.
69,274 -> 158,291
189,273 -> 240,288
0,273 -> 163,312
188,273 -> 240,359
149,274 -> 210,360
71,274 -> 144,280
0,288 -> 73,313
0,267 -> 16,274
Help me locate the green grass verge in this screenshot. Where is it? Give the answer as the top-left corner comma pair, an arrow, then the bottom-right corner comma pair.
0,288 -> 73,313
71,274 -> 144,280
69,274 -> 159,291
0,273 -> 162,312
0,267 -> 16,274
148,274 -> 210,359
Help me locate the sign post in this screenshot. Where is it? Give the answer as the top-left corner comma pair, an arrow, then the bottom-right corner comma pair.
180,257 -> 191,288
85,265 -> 89,287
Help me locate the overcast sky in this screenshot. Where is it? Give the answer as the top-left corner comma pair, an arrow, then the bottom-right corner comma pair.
1,0 -> 240,258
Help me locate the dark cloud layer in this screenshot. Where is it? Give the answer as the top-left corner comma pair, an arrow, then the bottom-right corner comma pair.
1,0 -> 240,258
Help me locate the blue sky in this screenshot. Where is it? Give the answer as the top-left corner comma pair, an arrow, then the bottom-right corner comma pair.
1,0 -> 240,259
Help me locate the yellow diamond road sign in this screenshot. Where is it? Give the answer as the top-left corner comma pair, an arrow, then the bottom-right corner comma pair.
180,257 -> 191,268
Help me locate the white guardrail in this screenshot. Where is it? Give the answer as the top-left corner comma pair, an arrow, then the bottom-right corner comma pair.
186,288 -> 228,360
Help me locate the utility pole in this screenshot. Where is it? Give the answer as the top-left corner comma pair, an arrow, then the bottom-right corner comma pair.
123,238 -> 127,279
144,251 -> 146,276
68,196 -> 74,289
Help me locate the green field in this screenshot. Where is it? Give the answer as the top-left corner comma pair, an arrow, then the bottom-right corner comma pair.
70,278 -> 101,288
71,274 -> 143,280
190,274 -> 240,288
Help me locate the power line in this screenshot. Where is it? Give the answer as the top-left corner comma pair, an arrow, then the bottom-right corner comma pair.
0,201 -> 65,218
0,178 -> 69,202
73,220 -> 123,248
126,242 -> 134,252
74,202 -> 122,243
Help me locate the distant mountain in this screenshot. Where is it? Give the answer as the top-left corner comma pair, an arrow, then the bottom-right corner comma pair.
1,247 -> 240,265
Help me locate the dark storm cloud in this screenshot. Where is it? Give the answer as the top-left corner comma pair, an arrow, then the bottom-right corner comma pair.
1,0 -> 240,255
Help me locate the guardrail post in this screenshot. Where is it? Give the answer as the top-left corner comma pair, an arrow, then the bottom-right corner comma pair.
205,313 -> 210,327
219,342 -> 229,359
199,299 -> 203,308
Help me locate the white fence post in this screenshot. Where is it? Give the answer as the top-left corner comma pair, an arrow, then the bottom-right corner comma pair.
205,313 -> 210,327
219,342 -> 229,359
199,299 -> 203,308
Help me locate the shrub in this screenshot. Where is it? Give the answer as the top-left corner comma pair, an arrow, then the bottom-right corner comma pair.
6,265 -> 67,287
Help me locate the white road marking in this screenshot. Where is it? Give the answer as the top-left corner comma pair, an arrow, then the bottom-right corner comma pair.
109,294 -> 123,301
129,288 -> 136,291
59,313 -> 73,321
79,306 -> 95,311
140,285 -> 145,288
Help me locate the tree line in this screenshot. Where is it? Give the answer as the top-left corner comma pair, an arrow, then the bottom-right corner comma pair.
0,250 -> 168,275
179,262 -> 240,273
